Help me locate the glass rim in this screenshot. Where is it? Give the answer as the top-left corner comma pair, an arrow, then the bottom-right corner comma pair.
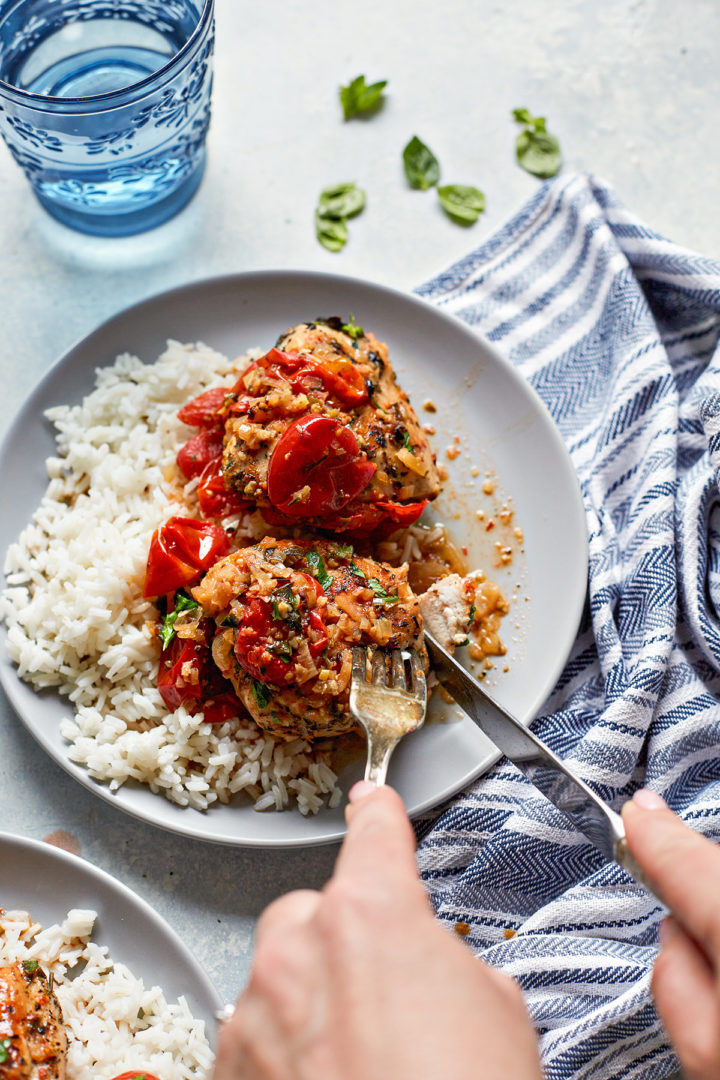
0,0 -> 214,108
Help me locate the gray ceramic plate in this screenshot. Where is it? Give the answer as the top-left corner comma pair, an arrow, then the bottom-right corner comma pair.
0,270 -> 588,846
0,830 -> 224,1040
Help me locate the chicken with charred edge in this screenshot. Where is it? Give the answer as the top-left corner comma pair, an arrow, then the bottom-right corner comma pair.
190,537 -> 428,740
174,318 -> 441,534
0,961 -> 67,1080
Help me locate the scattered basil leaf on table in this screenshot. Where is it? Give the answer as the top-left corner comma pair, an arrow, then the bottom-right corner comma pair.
339,74 -> 388,120
437,183 -> 486,224
512,107 -> 562,178
317,181 -> 366,220
402,135 -> 440,190
315,182 -> 366,252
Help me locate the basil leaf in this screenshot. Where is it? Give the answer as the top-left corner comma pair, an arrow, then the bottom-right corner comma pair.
159,590 -> 199,650
318,181 -> 366,220
252,679 -> 271,709
342,314 -> 364,340
350,560 -> 367,579
367,577 -> 402,604
0,1040 -> 10,1064
401,430 -> 415,454
437,184 -> 485,225
402,136 -> 440,190
23,959 -> 38,972
305,549 -> 333,591
512,108 -> 562,179
339,74 -> 388,120
316,212 -> 348,253
468,603 -> 476,626
332,541 -> 354,560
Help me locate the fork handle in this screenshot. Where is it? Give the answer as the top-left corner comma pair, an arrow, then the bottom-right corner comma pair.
364,731 -> 401,786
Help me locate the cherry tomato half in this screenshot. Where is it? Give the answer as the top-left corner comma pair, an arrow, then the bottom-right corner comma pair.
267,415 -> 375,517
176,428 -> 224,479
196,457 -> 248,518
157,636 -> 204,711
143,517 -> 229,598
236,348 -> 368,410
177,386 -> 230,427
110,1073 -> 162,1080
320,498 -> 429,535
201,691 -> 245,724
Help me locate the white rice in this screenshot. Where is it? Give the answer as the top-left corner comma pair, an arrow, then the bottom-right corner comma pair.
0,907 -> 214,1080
1,341 -> 342,814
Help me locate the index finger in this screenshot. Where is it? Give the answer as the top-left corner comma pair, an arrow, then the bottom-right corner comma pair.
623,792 -> 720,959
332,782 -> 424,900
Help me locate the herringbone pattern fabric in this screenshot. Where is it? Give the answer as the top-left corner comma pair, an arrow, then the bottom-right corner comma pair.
416,173 -> 720,1079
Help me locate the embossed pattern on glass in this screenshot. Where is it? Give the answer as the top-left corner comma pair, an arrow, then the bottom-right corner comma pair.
0,0 -> 214,236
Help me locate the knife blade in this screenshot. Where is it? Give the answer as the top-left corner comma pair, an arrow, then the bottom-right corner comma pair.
424,629 -> 657,896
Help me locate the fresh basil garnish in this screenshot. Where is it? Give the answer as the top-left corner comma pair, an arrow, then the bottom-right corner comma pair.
342,315 -> 364,340
402,136 -> 440,190
305,549 -> 333,590
350,560 -> 367,579
159,590 -> 199,649
22,959 -> 38,972
438,184 -> 485,225
0,1039 -> 11,1064
339,74 -> 387,120
252,679 -> 271,709
401,429 -> 416,454
468,603 -> 476,626
512,108 -> 562,179
367,577 -> 402,604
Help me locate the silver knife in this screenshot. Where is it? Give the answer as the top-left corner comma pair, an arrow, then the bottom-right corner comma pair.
424,630 -> 659,898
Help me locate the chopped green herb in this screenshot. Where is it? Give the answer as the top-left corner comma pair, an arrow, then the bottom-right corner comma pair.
252,679 -> 271,709
512,108 -> 562,179
22,959 -> 38,972
457,637 -> 470,647
317,181 -> 366,221
0,1039 -> 10,1065
401,430 -> 416,455
305,549 -> 334,590
468,603 -> 476,626
437,184 -> 485,225
367,577 -> 402,604
350,560 -> 367,579
402,135 -> 440,190
339,74 -> 388,120
332,541 -> 355,560
159,590 -> 199,649
271,584 -> 298,622
267,641 -> 295,662
342,314 -> 364,340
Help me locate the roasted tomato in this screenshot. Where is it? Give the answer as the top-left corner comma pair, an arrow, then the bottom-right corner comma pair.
177,386 -> 230,427
266,415 -> 375,517
111,1072 -> 162,1080
157,636 -> 204,711
177,428 -> 225,479
233,579 -> 328,686
236,347 -> 368,410
196,457 -> 248,518
143,517 -> 229,598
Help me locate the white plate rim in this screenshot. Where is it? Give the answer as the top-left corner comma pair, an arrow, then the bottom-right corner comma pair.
0,268 -> 588,847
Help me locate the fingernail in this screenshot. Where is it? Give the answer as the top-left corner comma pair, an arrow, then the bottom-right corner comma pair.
348,780 -> 377,804
659,916 -> 679,946
632,788 -> 667,810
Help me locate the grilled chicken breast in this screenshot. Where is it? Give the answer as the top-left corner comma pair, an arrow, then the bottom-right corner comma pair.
191,537 -> 427,739
175,318 -> 441,533
0,962 -> 66,1080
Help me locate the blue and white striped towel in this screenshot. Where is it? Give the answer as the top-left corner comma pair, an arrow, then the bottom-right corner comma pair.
415,172 -> 720,1080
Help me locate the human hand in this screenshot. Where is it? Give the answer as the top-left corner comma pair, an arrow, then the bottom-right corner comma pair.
213,781 -> 543,1080
623,789 -> 720,1080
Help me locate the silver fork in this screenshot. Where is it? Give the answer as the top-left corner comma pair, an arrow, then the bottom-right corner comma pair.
349,646 -> 428,785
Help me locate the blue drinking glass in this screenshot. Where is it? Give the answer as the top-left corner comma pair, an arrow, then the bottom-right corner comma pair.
0,0 -> 214,236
